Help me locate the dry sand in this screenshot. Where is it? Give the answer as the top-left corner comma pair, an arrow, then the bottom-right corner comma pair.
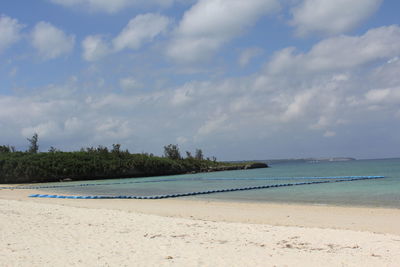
1,188 -> 400,266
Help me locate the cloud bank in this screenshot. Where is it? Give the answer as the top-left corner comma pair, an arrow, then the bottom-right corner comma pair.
1,1 -> 397,159
3,25 -> 400,158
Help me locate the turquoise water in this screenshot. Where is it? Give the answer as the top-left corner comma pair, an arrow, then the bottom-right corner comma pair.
40,158 -> 400,208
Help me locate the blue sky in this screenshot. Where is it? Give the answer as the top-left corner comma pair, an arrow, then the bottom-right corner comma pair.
0,0 -> 399,160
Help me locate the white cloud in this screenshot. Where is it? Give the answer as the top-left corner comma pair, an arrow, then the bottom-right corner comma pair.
364,87 -> 400,107
197,113 -> 229,137
0,90 -> 138,149
21,121 -> 60,139
113,13 -> 170,52
119,77 -> 141,91
387,57 -> 399,64
365,88 -> 391,103
82,35 -> 110,61
31,22 -> 75,60
266,25 -> 400,75
170,83 -> 195,106
95,118 -> 132,140
1,52 -> 399,156
290,0 -> 383,36
81,13 -> 170,61
176,136 -> 188,144
0,15 -> 24,53
164,26 -> 400,142
331,74 -> 349,82
281,89 -> 315,122
167,0 -> 279,63
238,47 -> 263,67
49,0 -> 182,13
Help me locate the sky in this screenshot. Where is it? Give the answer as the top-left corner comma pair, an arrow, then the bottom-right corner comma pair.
0,0 -> 399,160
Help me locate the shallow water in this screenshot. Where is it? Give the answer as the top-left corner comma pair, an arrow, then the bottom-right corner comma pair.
40,158 -> 400,208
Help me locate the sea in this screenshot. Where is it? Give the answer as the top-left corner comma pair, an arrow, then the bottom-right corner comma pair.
39,158 -> 400,208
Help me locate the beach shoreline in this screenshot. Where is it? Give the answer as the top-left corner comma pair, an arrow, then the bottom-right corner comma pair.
2,188 -> 400,266
1,187 -> 400,235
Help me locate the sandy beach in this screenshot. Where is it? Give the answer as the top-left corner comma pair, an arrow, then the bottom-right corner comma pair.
1,188 -> 400,266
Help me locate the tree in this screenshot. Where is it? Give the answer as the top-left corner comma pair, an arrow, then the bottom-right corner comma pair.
195,148 -> 203,160
185,151 -> 193,159
48,146 -> 60,153
0,145 -> 15,153
27,133 -> 39,153
84,146 -> 96,153
96,145 -> 108,154
163,144 -> 181,160
111,144 -> 121,154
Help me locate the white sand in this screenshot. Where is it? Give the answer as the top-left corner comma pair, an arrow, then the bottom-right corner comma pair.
1,194 -> 400,266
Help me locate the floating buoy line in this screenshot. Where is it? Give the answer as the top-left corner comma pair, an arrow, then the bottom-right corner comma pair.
0,176 -> 385,190
7,175 -> 384,200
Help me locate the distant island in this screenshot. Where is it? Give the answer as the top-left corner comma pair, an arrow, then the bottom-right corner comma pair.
229,157 -> 356,165
266,157 -> 356,164
0,134 -> 267,184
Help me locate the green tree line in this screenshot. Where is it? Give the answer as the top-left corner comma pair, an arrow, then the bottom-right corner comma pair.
0,135 -> 223,184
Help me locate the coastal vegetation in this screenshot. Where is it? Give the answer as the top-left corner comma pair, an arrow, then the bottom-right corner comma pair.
0,134 -> 267,184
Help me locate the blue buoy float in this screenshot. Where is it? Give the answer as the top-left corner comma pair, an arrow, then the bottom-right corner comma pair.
15,175 -> 385,200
